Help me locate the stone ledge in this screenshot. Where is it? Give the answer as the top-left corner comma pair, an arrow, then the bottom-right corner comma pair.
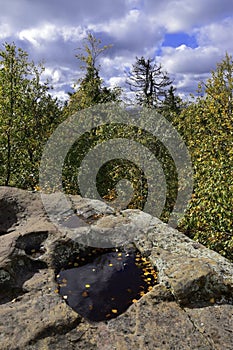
0,187 -> 232,350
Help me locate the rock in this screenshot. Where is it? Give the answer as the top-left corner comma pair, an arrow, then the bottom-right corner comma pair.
0,186 -> 232,350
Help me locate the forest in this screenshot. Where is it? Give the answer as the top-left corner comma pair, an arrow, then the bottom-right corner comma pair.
0,34 -> 232,261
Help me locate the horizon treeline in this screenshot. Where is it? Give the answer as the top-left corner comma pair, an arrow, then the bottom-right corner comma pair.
0,34 -> 232,261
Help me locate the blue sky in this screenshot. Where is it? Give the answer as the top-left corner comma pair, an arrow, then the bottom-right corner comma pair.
162,33 -> 198,49
0,0 -> 233,102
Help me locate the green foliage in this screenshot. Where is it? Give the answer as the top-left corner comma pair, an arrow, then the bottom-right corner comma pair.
0,42 -> 63,189
0,39 -> 232,263
174,53 -> 233,261
62,109 -> 178,223
63,33 -> 121,115
160,86 -> 184,121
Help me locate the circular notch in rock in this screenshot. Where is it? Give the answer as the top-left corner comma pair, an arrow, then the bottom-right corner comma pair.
0,198 -> 18,235
56,246 -> 158,322
15,231 -> 48,258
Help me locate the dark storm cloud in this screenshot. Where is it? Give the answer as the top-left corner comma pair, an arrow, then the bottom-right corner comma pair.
1,0 -> 128,28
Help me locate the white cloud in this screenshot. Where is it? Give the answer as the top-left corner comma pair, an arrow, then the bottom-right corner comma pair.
0,0 -> 232,100
161,45 -> 222,74
101,55 -> 132,76
144,0 -> 233,32
60,26 -> 87,42
50,89 -> 69,103
18,24 -> 59,47
195,17 -> 233,52
0,0 -> 128,31
42,67 -> 63,84
108,76 -> 126,88
159,44 -> 225,96
0,23 -> 12,39
89,8 -> 164,54
92,9 -> 141,38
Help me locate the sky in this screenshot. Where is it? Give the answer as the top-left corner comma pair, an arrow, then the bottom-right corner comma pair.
0,0 -> 233,103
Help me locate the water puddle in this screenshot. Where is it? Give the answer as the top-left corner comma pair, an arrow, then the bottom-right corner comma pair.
56,246 -> 157,322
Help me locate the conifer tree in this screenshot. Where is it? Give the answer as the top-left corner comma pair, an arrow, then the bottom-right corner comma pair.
64,33 -> 120,115
127,56 -> 172,108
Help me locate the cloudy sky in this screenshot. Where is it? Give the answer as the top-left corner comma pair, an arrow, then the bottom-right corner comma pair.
0,0 -> 233,102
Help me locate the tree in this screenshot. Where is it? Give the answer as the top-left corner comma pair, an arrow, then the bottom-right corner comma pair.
127,57 -> 172,108
161,85 -> 183,120
0,42 -> 62,188
64,33 -> 121,115
62,34 -> 122,195
174,53 -> 233,261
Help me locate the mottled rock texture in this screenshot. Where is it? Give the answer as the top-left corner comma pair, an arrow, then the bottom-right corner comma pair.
0,187 -> 232,350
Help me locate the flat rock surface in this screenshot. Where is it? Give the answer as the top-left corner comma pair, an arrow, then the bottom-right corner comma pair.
0,187 -> 232,350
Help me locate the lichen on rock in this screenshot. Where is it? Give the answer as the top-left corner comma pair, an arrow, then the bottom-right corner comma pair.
0,187 -> 232,350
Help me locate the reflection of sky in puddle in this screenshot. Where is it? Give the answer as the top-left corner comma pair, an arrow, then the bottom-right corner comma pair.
56,248 -> 157,322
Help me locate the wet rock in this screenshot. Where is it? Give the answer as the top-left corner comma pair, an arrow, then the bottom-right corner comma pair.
0,187 -> 232,350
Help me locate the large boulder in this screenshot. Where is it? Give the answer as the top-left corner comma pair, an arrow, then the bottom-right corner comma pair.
0,187 -> 232,350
